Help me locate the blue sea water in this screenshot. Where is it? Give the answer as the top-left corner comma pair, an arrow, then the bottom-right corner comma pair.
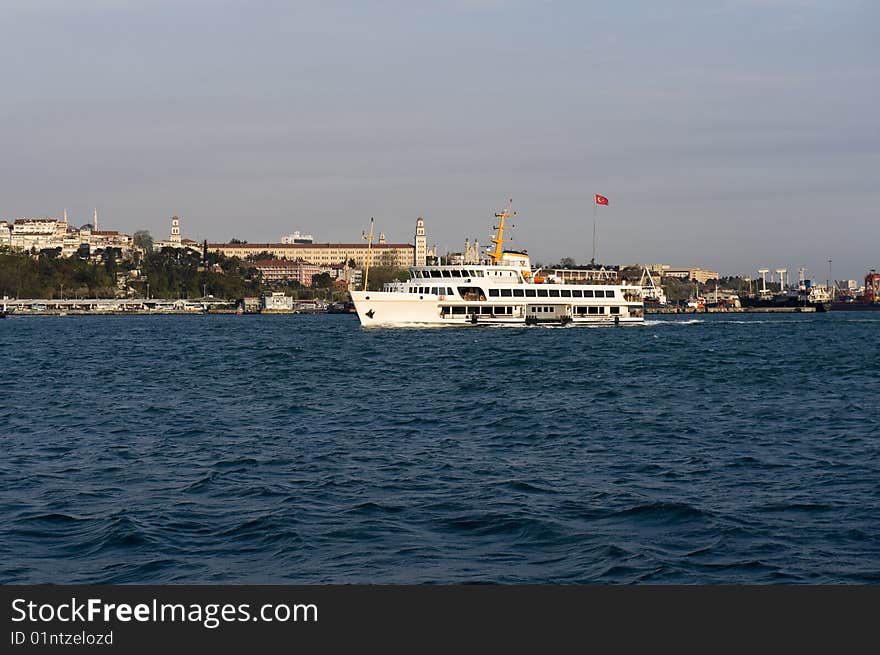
1,312 -> 878,584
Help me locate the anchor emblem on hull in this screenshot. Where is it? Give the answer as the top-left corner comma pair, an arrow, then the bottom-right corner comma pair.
365,309 -> 375,319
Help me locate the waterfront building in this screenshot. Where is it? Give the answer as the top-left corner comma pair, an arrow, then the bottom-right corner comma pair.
0,220 -> 11,247
252,259 -> 322,286
261,292 -> 294,311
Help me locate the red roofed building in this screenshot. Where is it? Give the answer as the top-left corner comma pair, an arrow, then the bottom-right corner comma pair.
253,259 -> 322,286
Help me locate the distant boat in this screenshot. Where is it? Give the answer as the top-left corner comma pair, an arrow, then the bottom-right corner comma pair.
830,270 -> 880,311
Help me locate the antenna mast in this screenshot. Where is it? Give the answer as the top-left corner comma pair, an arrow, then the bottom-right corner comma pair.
487,199 -> 515,265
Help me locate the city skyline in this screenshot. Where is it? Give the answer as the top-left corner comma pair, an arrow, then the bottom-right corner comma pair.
1,1 -> 876,280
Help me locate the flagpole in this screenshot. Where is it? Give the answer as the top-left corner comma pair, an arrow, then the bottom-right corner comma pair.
592,200 -> 597,265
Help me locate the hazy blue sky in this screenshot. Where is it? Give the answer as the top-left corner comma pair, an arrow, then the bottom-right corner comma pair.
1,0 -> 876,280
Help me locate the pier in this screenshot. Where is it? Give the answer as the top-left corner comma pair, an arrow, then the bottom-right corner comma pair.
1,298 -> 235,315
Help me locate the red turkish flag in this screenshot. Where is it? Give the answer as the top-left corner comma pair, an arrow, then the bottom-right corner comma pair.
595,194 -> 609,206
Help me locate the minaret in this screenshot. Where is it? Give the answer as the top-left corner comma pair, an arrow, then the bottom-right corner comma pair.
170,216 -> 181,244
414,217 -> 427,266
379,232 -> 386,245
93,208 -> 99,232
63,209 -> 68,225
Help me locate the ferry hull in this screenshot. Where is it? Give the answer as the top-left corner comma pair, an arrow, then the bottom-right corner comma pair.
350,291 -> 643,328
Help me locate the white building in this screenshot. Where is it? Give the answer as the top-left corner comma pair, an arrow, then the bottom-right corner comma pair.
0,220 -> 13,247
261,292 -> 294,311
280,230 -> 314,244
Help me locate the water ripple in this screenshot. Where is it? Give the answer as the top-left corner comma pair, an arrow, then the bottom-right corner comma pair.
1,312 -> 879,583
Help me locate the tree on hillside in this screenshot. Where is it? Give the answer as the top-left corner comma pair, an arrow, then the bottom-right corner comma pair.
246,251 -> 275,262
133,230 -> 153,252
311,272 -> 334,288
364,266 -> 409,291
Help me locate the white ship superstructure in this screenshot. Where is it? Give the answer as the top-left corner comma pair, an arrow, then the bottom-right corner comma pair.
349,201 -> 645,327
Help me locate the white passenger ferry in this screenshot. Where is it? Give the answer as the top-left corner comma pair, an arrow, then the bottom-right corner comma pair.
349,202 -> 645,327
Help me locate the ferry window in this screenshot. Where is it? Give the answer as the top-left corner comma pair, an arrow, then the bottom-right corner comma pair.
494,306 -> 506,314
596,290 -> 607,298
442,270 -> 452,277
442,306 -> 451,314
549,289 -> 560,297
588,306 -> 598,314
513,289 -> 524,297
530,307 -> 536,313
447,287 -> 453,295
489,289 -> 500,297
606,290 -> 615,298
583,290 -> 594,298
481,307 -> 493,314
610,306 -> 620,314
561,289 -> 572,297
451,269 -> 461,277
475,270 -> 484,277
537,289 -> 548,297
431,270 -> 441,278
500,289 -> 513,297
525,289 -> 537,297
452,306 -> 466,314
572,290 -> 582,297
468,307 -> 479,314
599,307 -> 605,314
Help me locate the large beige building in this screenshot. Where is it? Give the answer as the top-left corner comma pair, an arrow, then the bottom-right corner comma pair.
209,241 -> 415,268
662,267 -> 719,284
210,217 -> 428,268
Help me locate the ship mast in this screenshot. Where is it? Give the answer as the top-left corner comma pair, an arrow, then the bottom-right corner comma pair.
487,199 -> 515,265
362,217 -> 374,291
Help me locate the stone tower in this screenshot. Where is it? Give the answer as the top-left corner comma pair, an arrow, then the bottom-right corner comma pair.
463,239 -> 480,264
414,217 -> 427,266
170,216 -> 181,244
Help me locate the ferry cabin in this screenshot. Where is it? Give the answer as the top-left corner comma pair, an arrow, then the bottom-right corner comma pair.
351,264 -> 644,326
